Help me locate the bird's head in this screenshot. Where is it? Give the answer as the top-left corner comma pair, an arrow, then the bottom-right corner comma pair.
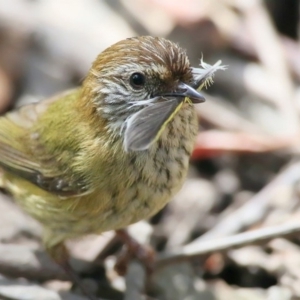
83,36 -> 224,151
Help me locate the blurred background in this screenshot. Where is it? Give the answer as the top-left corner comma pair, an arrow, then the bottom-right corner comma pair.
0,0 -> 300,299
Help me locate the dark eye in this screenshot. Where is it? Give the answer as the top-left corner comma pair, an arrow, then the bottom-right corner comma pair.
129,72 -> 146,90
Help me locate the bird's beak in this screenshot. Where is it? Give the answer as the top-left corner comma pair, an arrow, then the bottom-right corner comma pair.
159,82 -> 205,103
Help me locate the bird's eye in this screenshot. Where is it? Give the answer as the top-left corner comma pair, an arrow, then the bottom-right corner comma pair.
129,72 -> 146,90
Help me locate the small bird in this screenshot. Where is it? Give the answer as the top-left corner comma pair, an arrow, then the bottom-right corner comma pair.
0,36 -> 223,281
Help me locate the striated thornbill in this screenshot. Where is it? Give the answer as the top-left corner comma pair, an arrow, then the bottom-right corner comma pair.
0,36 -> 224,261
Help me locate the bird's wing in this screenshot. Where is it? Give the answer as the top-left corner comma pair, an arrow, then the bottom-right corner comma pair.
0,90 -> 92,197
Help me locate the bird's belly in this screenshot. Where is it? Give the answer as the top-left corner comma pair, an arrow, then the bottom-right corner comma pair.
75,188 -> 172,235
61,155 -> 190,237
2,144 -> 190,244
1,150 -> 188,244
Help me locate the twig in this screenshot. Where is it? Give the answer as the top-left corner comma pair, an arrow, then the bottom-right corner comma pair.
188,160 -> 300,242
156,221 -> 300,269
192,129 -> 296,159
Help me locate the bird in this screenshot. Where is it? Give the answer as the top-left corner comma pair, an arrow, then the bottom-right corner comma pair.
0,36 -> 224,293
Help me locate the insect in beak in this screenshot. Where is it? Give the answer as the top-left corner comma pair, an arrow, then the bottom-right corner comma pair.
124,60 -> 225,152
124,82 -> 204,152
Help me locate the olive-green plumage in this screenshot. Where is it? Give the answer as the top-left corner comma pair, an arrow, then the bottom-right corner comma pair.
1,90 -> 197,246
0,36 -> 222,260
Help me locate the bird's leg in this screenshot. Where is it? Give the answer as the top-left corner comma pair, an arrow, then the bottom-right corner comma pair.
47,242 -> 98,300
114,229 -> 155,276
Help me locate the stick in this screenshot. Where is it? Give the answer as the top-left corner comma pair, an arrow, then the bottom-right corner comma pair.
156,221 -> 300,268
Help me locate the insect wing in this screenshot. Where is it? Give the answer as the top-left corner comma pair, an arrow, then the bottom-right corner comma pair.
124,98 -> 183,151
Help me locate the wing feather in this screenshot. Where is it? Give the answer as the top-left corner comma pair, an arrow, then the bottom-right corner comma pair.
0,90 -> 91,197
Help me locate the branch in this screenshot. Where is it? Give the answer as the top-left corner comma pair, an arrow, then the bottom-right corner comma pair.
190,161 -> 300,241
156,222 -> 300,268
